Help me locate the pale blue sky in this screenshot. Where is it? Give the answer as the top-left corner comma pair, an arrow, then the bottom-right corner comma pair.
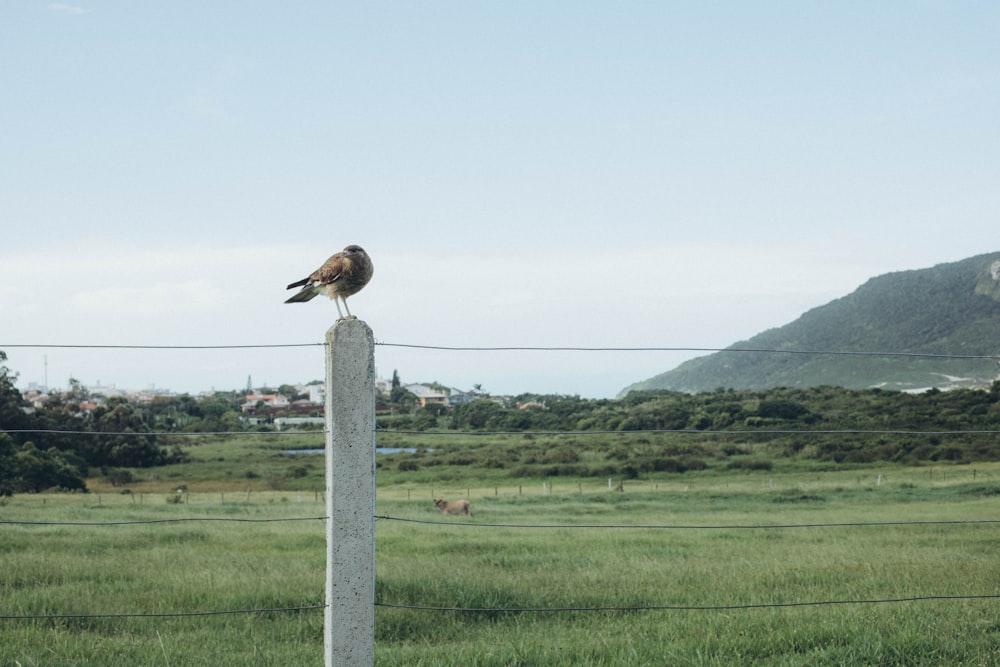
2,2 -> 998,397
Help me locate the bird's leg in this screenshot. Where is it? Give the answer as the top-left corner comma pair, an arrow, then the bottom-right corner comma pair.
341,297 -> 355,319
333,298 -> 345,319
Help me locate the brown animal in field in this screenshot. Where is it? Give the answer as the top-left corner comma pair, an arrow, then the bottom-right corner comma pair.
434,498 -> 471,516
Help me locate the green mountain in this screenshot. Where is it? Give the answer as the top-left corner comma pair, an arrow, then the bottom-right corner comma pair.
622,252 -> 1000,394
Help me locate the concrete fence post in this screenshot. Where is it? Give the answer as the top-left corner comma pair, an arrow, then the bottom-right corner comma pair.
325,319 -> 376,666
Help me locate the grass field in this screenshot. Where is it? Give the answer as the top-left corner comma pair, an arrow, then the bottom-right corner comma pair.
1,443 -> 999,666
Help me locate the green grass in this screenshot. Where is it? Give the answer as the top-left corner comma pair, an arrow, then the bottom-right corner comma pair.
1,451 -> 999,665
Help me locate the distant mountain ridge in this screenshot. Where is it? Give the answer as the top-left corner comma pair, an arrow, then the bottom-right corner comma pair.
621,252 -> 1000,395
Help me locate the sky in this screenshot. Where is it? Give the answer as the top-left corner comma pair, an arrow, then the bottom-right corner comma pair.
1,1 -> 998,399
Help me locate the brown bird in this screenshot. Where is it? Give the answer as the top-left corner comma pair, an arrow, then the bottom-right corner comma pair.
284,245 -> 374,319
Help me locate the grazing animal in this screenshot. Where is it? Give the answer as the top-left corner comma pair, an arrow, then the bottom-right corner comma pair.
434,498 -> 471,516
284,244 -> 374,319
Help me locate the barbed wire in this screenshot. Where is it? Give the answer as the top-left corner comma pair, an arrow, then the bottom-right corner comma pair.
375,343 -> 1000,360
1,429 -> 313,437
6,426 -> 1000,438
374,594 -> 1000,614
3,595 -> 998,622
5,515 -> 996,529
0,343 -> 321,350
4,341 -> 1000,360
377,427 -> 1000,437
0,605 -> 325,621
375,516 -> 1000,530
0,516 -> 325,526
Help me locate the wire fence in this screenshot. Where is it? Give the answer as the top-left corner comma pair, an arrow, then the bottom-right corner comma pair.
6,427 -> 1000,438
2,510 -> 998,621
3,515 -> 996,529
5,340 -> 1000,362
374,594 -> 1000,614
2,339 -> 999,627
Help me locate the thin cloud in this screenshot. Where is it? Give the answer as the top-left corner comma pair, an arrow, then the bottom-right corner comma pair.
48,3 -> 91,16
73,281 -> 227,315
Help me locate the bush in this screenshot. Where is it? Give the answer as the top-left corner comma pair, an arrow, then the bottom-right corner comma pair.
542,448 -> 580,464
105,468 -> 135,487
397,459 -> 420,472
681,457 -> 708,471
725,459 -> 773,471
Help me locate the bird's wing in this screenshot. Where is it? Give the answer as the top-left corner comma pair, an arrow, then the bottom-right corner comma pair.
312,253 -> 348,285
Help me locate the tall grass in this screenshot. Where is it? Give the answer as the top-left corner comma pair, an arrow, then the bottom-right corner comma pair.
1,463 -> 998,665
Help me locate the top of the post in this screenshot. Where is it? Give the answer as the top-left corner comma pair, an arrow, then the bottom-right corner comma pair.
326,317 -> 373,345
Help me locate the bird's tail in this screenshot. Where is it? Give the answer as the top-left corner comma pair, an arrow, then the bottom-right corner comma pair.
284,287 -> 318,304
286,277 -> 310,290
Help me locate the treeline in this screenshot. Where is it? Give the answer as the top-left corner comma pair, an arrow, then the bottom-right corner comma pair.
379,383 -> 1000,477
387,383 -> 1000,434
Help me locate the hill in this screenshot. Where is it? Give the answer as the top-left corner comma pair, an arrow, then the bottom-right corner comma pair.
622,252 -> 1000,394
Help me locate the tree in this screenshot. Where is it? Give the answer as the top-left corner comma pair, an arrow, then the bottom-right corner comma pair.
0,431 -> 87,495
278,384 -> 301,400
87,397 -> 164,467
451,399 -> 504,429
0,351 -> 32,436
11,442 -> 87,492
390,385 -> 418,411
0,432 -> 17,495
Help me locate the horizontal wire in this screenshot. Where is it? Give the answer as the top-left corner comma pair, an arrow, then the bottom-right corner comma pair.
376,342 -> 1000,360
8,516 -> 997,529
6,427 -> 1000,438
4,341 -> 1000,360
375,594 -> 1000,614
376,516 -> 1000,530
377,427 -> 1000,436
0,343 -> 321,350
7,595 -> 997,621
0,517 -> 325,526
1,429 -> 315,437
0,605 -> 326,621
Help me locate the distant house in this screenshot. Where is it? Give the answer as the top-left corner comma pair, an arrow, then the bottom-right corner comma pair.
448,389 -> 477,406
23,389 -> 49,411
241,393 -> 290,414
403,383 -> 450,408
131,387 -> 176,404
300,384 -> 324,405
88,382 -> 123,398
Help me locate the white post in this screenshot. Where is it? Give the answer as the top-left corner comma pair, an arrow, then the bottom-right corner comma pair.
325,319 -> 376,667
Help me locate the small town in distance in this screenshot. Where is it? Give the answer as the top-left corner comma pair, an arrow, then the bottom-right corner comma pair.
16,370 -> 510,431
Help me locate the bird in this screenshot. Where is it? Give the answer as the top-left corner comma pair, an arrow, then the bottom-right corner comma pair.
284,245 -> 373,319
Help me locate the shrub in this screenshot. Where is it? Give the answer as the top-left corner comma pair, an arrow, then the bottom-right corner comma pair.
542,448 -> 580,464
105,468 -> 135,487
725,459 -> 773,471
